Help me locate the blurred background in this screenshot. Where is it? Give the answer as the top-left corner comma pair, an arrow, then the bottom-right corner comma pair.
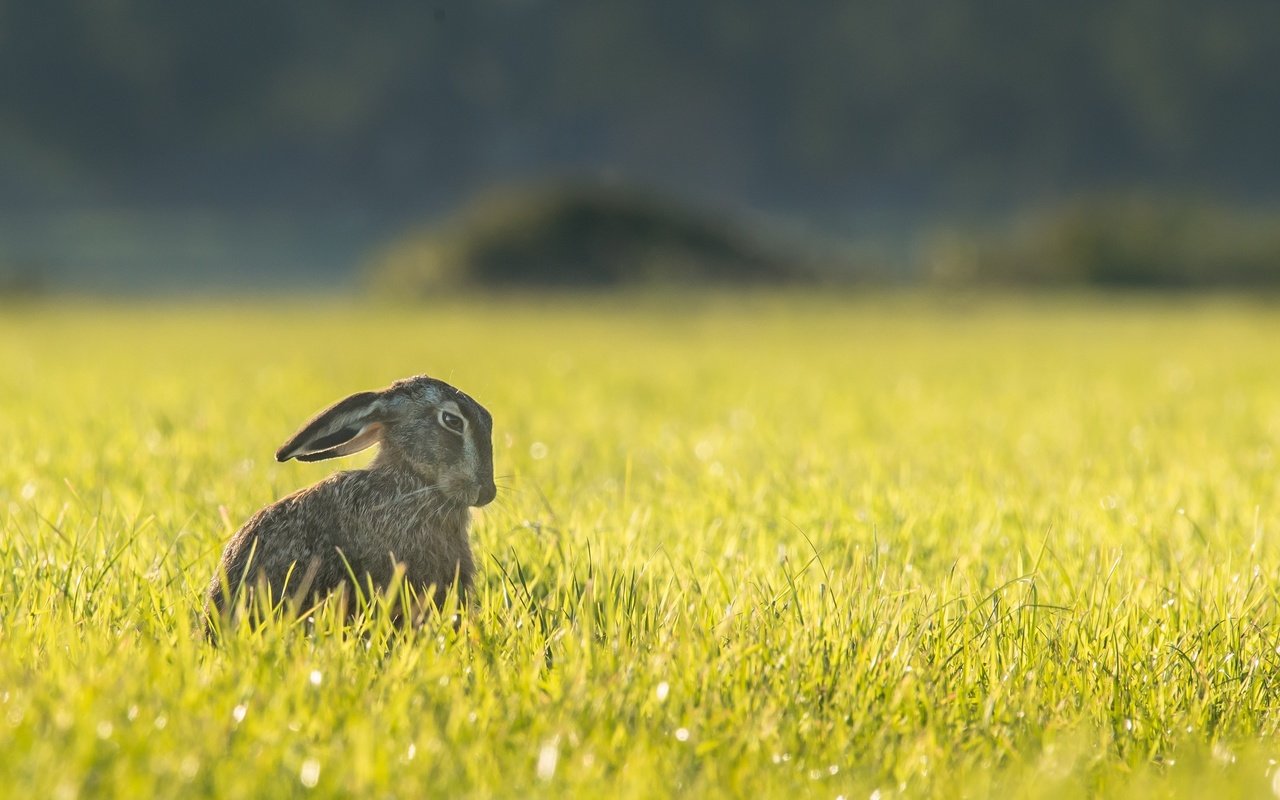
2,0 -> 1279,297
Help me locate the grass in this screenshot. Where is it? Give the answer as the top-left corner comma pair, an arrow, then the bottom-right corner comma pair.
1,292 -> 1279,798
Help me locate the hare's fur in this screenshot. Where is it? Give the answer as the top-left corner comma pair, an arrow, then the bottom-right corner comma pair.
206,375 -> 495,624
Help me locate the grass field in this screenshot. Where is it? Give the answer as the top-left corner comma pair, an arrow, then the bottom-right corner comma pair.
2,293 -> 1279,798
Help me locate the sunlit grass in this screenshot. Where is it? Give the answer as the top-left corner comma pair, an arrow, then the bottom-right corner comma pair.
2,292 -> 1279,798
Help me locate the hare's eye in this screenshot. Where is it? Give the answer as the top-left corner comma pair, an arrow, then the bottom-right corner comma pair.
439,410 -> 465,434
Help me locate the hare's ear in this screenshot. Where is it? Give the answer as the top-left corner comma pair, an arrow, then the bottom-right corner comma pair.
276,390 -> 388,463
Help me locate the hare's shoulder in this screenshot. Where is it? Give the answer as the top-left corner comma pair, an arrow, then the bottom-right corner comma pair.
232,470 -> 358,536
280,469 -> 424,525
278,468 -> 389,504
231,470 -> 419,553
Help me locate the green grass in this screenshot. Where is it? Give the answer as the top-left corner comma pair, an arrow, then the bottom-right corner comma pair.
2,293 -> 1280,798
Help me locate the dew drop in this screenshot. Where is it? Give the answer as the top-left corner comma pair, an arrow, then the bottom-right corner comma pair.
299,758 -> 321,788
537,739 -> 559,781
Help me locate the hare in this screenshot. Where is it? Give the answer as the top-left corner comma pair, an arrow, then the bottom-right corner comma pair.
206,375 -> 496,627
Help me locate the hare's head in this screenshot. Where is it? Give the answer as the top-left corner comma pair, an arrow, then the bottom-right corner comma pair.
275,375 -> 496,507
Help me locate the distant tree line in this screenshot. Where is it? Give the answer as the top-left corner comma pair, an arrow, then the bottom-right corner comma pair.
365,181 -> 810,293
928,195 -> 1280,288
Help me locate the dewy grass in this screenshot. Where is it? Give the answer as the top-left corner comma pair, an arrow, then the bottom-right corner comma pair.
1,293 -> 1279,798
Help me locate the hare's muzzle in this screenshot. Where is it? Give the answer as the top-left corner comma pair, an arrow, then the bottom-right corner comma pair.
475,478 -> 497,507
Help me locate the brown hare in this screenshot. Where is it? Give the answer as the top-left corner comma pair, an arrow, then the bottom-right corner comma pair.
206,375 -> 496,627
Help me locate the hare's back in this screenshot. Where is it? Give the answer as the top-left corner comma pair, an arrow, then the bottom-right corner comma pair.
208,474 -> 359,612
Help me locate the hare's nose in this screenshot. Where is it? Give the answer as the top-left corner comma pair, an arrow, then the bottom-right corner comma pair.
475,480 -> 497,507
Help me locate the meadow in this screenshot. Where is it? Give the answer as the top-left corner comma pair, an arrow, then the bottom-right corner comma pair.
1,293 -> 1279,798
